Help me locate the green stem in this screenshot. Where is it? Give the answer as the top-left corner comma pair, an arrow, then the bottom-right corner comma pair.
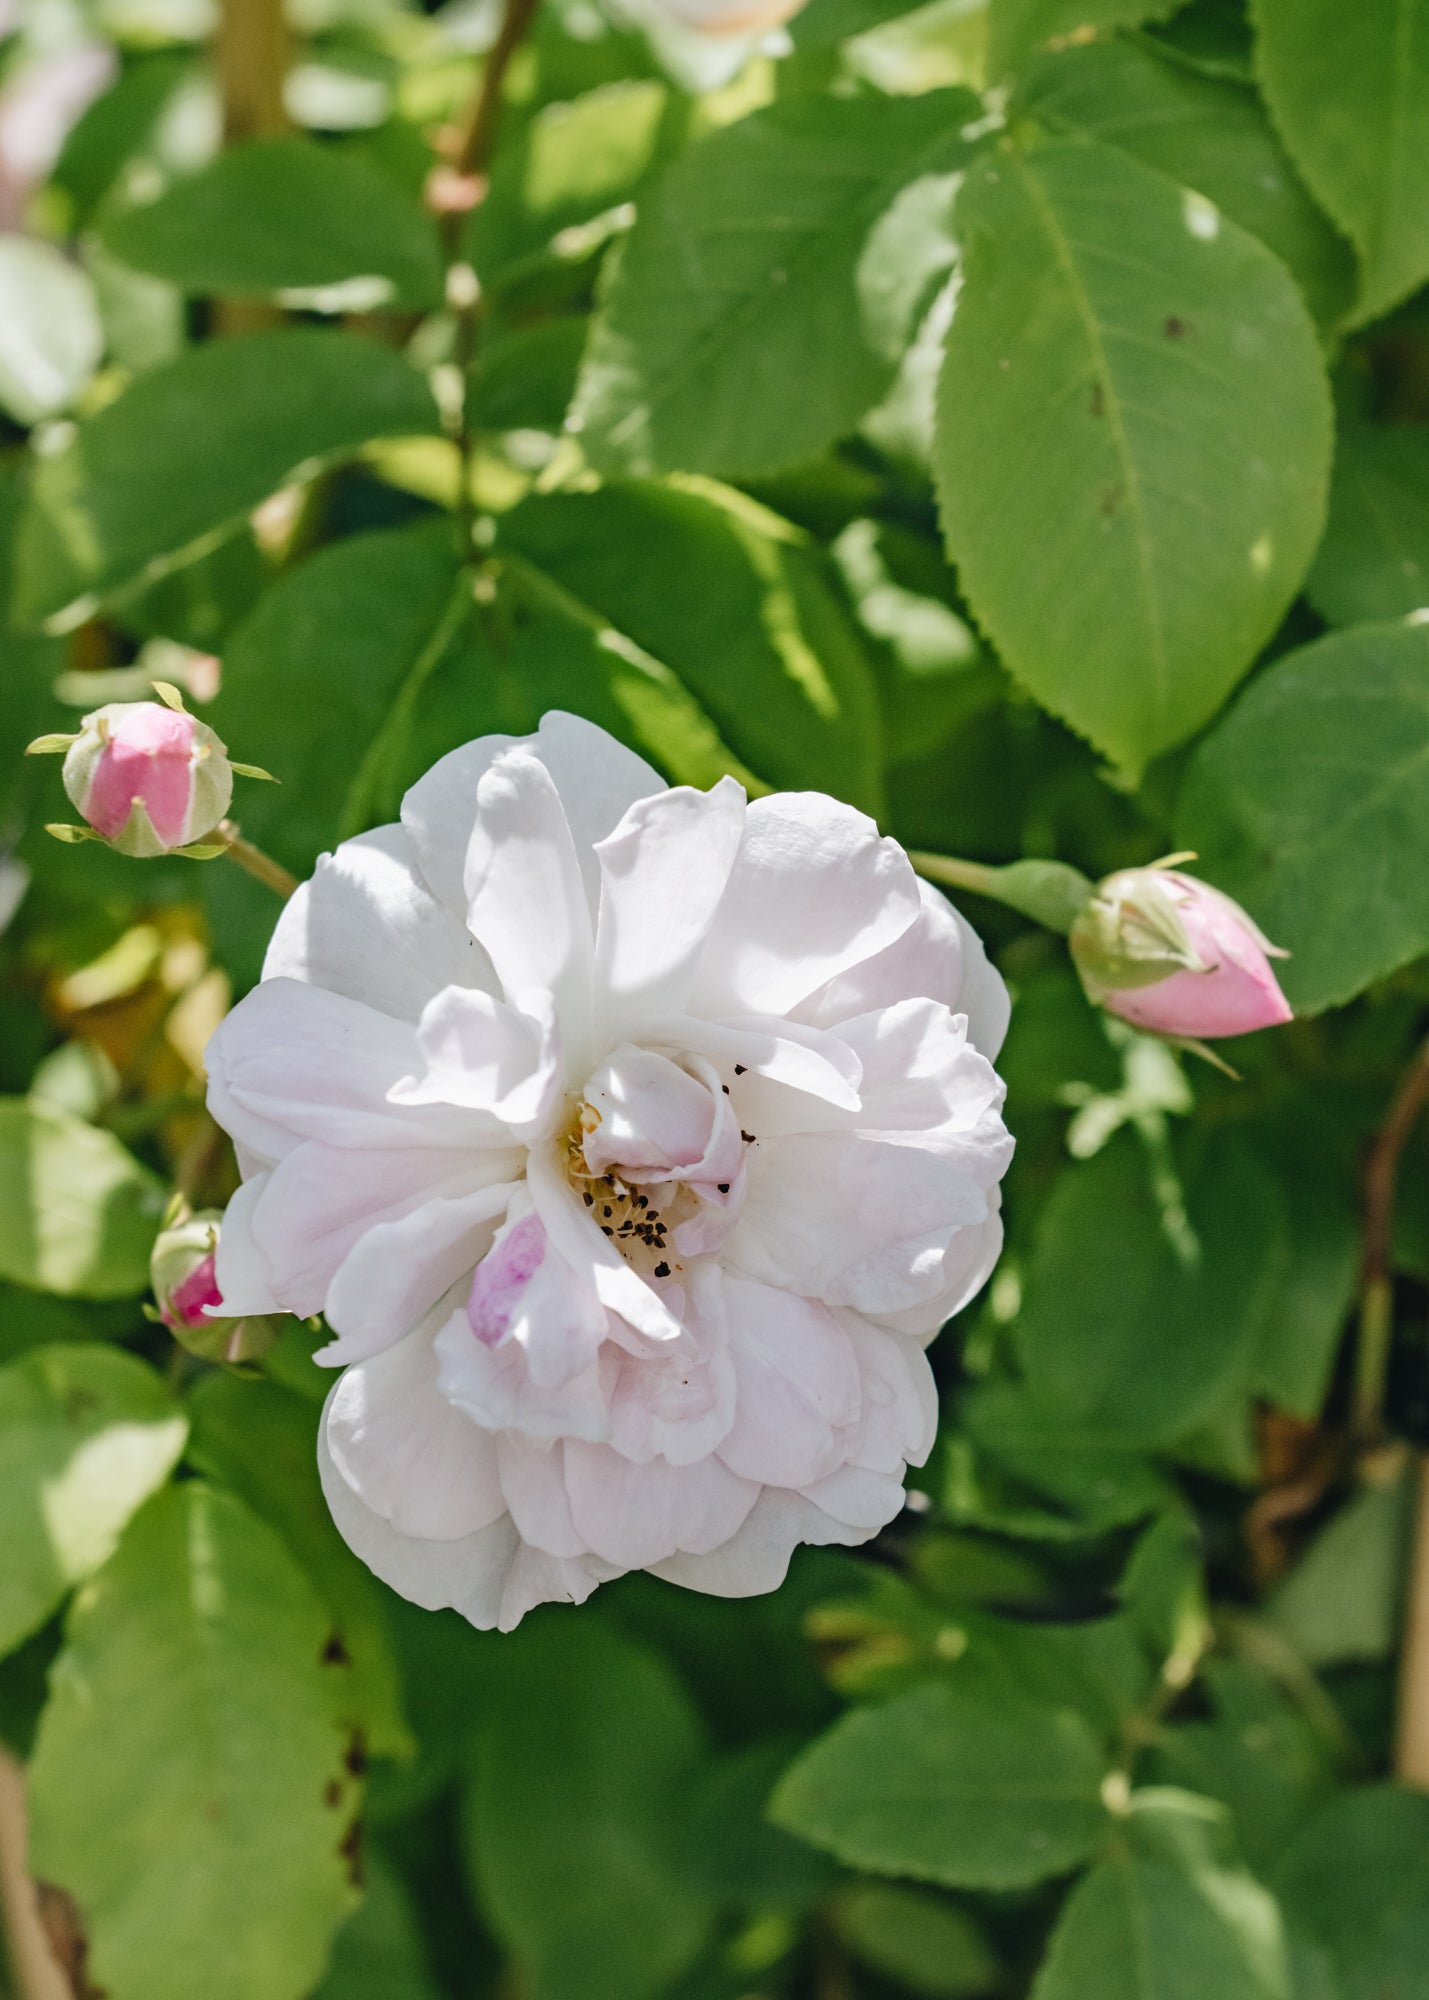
1357,1029 -> 1429,1441
217,821 -> 298,900
431,0 -> 543,560
910,851 -> 1094,934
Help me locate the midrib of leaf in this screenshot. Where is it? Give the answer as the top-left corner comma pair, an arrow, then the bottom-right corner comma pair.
1012,153 -> 1171,728
604,113 -> 973,457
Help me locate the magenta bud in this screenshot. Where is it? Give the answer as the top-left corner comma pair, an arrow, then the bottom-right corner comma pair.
61,700 -> 233,857
150,1208 -> 279,1365
1070,867 -> 1292,1041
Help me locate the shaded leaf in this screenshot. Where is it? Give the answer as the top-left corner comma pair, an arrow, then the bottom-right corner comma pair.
460,1619 -> 715,2000
769,1679 -> 1110,1889
573,90 -> 980,478
0,1344 -> 185,1657
1177,620 -> 1429,1013
16,327 -> 440,628
0,1098 -> 166,1298
498,480 -> 885,810
29,1482 -> 359,2000
1307,419 -> 1429,626
101,134 -> 445,311
1252,0 -> 1429,323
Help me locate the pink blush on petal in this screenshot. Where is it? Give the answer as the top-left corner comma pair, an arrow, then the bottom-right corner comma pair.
165,1252 -> 223,1330
85,708 -> 195,844
468,1213 -> 546,1346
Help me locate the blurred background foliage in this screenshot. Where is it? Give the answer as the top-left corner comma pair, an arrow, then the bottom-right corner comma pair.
3,0 -> 1429,1994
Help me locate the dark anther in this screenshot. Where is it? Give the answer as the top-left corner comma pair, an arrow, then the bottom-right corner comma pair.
654,1261 -> 670,1278
716,1183 -> 729,1193
741,1131 -> 755,1144
734,1064 -> 746,1075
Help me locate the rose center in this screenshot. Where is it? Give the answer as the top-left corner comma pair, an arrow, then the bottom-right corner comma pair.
561,1042 -> 754,1277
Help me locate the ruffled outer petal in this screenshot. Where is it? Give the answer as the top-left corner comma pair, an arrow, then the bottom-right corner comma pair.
694,793 -> 923,1019
648,1486 -> 877,1598
262,824 -> 497,1023
240,1142 -> 508,1322
593,777 -> 746,1038
318,1426 -> 619,1632
206,979 -> 482,1160
800,879 -> 1010,1061
400,711 -> 661,919
323,1325 -> 506,1540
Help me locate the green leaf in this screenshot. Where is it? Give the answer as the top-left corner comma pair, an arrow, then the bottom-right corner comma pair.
962,1380 -> 1174,1531
499,480 -> 885,811
573,89 -> 980,478
1251,0 -> 1429,324
1248,1146 -> 1357,1417
1275,1787 -> 1429,2000
768,1679 -> 1110,1889
405,558 -> 766,806
1031,1846 -> 1287,2000
0,1097 -> 166,1298
1307,418 -> 1429,626
1013,1131 -> 1288,1445
0,1344 -> 185,1657
935,138 -> 1331,775
312,1858 -> 442,2000
987,0 -> 1181,78
15,327 -> 440,629
1176,620 -> 1429,1013
460,1619 -> 716,2000
1014,37 -> 1355,327
0,235 -> 104,424
28,1481 -> 360,2000
1148,1660 -> 1337,1875
100,135 -> 445,311
210,519 -> 464,874
1267,1468 -> 1413,1667
832,1882 -> 1001,1997
51,52 -> 194,226
186,1373 -> 412,1759
470,79 -> 670,280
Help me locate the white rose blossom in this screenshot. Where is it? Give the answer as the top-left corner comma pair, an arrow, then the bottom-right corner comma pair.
206,714 -> 1013,1630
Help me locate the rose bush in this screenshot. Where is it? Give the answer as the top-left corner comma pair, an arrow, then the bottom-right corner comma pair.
206,714 -> 1012,1626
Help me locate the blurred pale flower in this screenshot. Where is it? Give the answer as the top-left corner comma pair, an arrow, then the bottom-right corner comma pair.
613,0 -> 805,90
1070,865 -> 1292,1041
206,714 -> 1012,1630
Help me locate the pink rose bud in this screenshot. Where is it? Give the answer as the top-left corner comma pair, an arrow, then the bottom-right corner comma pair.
150,1209 -> 279,1365
60,700 -> 233,857
1069,865 -> 1292,1041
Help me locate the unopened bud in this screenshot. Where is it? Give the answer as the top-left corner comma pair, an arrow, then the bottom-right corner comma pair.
150,1209 -> 279,1365
1070,866 -> 1292,1041
27,682 -> 275,859
61,700 -> 232,856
